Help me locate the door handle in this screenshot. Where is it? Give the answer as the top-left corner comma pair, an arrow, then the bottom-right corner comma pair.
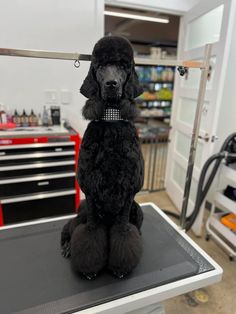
198,134 -> 210,142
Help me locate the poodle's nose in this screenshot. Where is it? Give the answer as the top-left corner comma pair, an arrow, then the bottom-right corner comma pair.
105,80 -> 118,88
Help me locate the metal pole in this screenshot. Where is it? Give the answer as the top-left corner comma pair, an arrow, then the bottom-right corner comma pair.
180,44 -> 212,230
0,47 -> 205,68
0,48 -> 91,61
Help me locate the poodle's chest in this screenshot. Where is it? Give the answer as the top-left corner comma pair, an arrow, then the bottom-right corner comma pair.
80,121 -> 141,170
95,124 -> 139,162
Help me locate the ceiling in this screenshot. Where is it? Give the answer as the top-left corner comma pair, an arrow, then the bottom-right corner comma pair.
105,5 -> 180,55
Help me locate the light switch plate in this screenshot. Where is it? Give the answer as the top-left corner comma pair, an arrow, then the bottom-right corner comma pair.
45,90 -> 58,104
61,89 -> 72,105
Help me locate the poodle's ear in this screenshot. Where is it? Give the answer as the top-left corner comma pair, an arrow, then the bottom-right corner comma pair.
82,99 -> 105,120
80,64 -> 99,99
124,63 -> 143,99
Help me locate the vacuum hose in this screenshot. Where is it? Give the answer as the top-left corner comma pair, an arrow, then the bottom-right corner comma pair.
163,132 -> 236,232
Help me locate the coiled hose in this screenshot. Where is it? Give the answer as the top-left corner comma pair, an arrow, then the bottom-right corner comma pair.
163,132 -> 236,232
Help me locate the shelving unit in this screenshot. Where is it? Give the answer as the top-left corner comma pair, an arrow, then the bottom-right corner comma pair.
135,65 -> 175,123
206,162 -> 236,261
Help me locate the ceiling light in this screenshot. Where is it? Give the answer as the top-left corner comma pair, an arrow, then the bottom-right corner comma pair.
104,10 -> 169,24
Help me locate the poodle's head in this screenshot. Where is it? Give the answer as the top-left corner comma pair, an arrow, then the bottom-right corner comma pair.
80,36 -> 143,121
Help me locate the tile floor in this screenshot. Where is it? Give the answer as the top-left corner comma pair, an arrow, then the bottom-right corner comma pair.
135,191 -> 236,314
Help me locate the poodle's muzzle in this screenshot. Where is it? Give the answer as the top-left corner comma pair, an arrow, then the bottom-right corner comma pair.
96,64 -> 128,102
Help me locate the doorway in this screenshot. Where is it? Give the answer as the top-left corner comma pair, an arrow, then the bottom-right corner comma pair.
105,5 -> 180,191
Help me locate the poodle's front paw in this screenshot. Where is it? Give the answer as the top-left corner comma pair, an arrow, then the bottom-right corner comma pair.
71,224 -> 108,277
61,241 -> 71,258
82,272 -> 97,280
111,270 -> 128,279
108,223 -> 143,276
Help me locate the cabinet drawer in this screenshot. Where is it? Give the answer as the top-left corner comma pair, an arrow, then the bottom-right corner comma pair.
0,142 -> 75,156
0,173 -> 75,197
0,155 -> 75,166
0,161 -> 75,179
0,150 -> 75,162
2,190 -> 75,224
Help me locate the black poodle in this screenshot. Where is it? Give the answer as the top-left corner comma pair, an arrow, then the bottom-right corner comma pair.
61,36 -> 144,279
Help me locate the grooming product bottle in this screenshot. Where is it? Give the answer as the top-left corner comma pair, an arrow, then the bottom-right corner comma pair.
42,106 -> 49,126
38,113 -> 42,126
50,106 -> 61,125
48,114 -> 53,126
29,110 -> 33,126
13,110 -> 21,127
29,109 -> 38,127
21,109 -> 29,127
0,105 -> 7,124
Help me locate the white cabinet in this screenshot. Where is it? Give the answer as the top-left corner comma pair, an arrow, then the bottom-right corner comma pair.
206,162 -> 236,260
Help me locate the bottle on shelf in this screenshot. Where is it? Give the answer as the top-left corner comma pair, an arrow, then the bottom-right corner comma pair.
151,67 -> 158,81
29,109 -> 38,127
42,106 -> 49,126
48,115 -> 53,126
50,106 -> 61,125
12,110 -> 21,127
0,105 -> 7,124
38,113 -> 42,126
21,109 -> 29,127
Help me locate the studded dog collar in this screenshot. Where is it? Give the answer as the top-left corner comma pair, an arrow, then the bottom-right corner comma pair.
101,108 -> 124,121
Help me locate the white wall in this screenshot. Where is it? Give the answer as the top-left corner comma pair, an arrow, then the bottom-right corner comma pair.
0,0 -> 104,135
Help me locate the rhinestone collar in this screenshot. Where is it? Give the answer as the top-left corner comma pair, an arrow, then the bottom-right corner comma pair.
101,108 -> 124,121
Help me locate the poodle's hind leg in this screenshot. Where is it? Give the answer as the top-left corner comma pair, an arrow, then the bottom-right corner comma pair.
108,223 -> 143,278
61,220 -> 72,258
70,197 -> 108,279
129,201 -> 143,234
61,200 -> 87,258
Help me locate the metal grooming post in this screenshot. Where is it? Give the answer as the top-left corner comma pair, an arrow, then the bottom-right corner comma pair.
0,48 -> 91,62
0,47 -> 204,68
0,44 -> 212,230
180,44 -> 212,229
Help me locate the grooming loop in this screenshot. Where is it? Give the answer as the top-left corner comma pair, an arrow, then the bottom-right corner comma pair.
74,59 -> 80,68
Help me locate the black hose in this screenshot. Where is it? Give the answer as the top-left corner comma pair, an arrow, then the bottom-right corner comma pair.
186,133 -> 236,231
163,153 -> 224,229
185,153 -> 224,231
163,132 -> 236,232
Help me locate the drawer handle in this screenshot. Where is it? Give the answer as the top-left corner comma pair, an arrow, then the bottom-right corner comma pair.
37,181 -> 49,186
55,148 -> 63,152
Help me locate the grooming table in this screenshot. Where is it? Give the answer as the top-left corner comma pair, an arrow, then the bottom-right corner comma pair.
0,202 -> 222,314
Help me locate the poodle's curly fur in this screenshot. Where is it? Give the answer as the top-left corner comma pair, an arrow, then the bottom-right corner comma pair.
61,36 -> 144,279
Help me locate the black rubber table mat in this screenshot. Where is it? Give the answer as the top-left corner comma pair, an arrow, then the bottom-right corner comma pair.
0,204 -> 214,314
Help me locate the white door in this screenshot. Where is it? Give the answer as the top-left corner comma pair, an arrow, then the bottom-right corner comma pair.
165,0 -> 235,235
